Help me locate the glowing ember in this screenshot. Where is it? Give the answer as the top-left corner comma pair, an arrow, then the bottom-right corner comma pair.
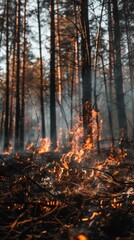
38,137 -> 51,154
81,217 -> 89,222
111,198 -> 123,208
117,148 -> 127,160
90,211 -> 101,220
2,151 -> 10,155
77,234 -> 89,240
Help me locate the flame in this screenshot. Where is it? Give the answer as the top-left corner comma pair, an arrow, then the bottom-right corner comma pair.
70,118 -> 84,162
2,141 -> 13,154
59,108 -> 102,169
59,118 -> 84,166
100,200 -> 103,207
117,148 -> 127,160
38,137 -> 51,154
111,198 -> 123,208
2,151 -> 10,155
16,154 -> 20,159
9,146 -> 13,151
54,147 -> 60,152
84,137 -> 94,151
81,217 -> 89,222
90,211 -> 101,220
77,234 -> 89,240
91,109 -> 103,142
26,142 -> 34,151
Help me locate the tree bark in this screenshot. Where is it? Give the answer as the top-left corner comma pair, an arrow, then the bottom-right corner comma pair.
81,0 -> 92,140
112,0 -> 128,139
4,0 -> 10,150
50,0 -> 57,150
108,0 -> 114,110
124,1 -> 134,139
37,0 -> 46,139
20,0 -> 27,150
15,0 -> 21,150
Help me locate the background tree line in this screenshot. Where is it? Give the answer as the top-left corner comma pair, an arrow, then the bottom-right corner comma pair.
0,0 -> 134,152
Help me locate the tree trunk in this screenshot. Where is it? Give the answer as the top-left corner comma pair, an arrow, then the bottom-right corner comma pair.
20,0 -> 27,150
101,55 -> 114,148
1,102 -> 5,142
15,0 -> 21,150
112,0 -> 128,139
9,2 -> 17,146
108,0 -> 114,111
4,0 -> 10,151
124,1 -> 134,139
106,0 -> 114,148
81,0 -> 92,140
56,0 -> 63,146
0,3 -> 6,48
37,0 -> 46,139
50,0 -> 57,150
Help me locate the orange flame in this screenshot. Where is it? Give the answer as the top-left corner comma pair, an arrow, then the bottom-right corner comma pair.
2,151 -> 10,155
38,137 -> 51,154
60,109 -> 102,168
26,142 -> 34,151
111,198 -> 123,208
90,211 -> 101,219
77,234 -> 89,240
2,141 -> 13,155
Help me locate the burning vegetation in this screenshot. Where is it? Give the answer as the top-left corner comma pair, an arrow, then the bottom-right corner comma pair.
0,114 -> 133,240
1,0 -> 134,238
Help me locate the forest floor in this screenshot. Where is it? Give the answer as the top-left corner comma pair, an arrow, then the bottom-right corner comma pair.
0,148 -> 133,240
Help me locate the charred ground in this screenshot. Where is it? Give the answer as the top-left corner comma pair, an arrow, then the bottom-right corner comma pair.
0,148 -> 133,240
